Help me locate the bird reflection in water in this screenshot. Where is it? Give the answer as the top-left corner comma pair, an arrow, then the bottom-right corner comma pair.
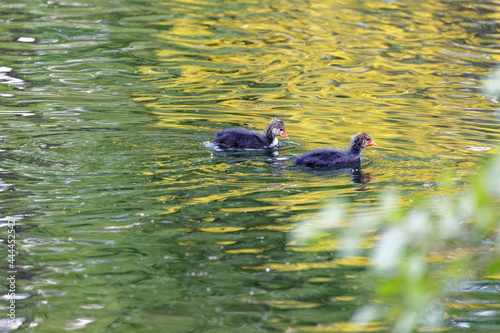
298,160 -> 373,186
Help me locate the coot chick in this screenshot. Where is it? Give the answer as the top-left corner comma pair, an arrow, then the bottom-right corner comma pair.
294,133 -> 376,168
214,119 -> 288,149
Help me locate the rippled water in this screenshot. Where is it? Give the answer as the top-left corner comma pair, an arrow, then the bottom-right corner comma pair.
1,0 -> 499,331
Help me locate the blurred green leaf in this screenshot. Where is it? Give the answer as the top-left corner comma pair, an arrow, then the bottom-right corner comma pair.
292,147 -> 500,332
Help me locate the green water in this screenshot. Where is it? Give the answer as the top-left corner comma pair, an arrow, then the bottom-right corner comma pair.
0,0 -> 499,331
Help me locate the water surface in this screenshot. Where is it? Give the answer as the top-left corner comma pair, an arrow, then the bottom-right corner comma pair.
0,0 -> 499,331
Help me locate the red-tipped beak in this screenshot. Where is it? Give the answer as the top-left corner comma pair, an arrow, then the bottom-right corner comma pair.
366,139 -> 376,147
281,130 -> 289,140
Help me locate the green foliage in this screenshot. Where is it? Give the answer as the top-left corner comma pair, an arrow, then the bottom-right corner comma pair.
293,150 -> 500,332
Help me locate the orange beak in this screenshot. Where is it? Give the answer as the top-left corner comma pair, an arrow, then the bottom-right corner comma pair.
366,139 -> 377,147
281,130 -> 289,140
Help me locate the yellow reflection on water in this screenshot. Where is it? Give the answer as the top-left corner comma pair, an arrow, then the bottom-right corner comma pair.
242,256 -> 369,271
199,226 -> 245,233
140,0 -> 500,169
334,296 -> 356,301
216,240 -> 237,245
250,225 -> 293,232
225,247 -> 269,254
243,298 -> 321,309
288,235 -> 377,252
290,322 -> 387,332
444,302 -> 500,310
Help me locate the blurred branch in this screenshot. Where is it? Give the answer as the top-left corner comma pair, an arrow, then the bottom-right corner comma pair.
292,148 -> 499,332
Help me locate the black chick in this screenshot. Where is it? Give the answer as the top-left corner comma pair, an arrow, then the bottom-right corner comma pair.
214,119 -> 288,149
294,133 -> 376,168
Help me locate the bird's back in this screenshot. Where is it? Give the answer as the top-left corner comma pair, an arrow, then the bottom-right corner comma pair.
294,148 -> 359,167
214,128 -> 269,148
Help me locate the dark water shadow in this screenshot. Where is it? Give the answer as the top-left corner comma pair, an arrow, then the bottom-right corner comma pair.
294,161 -> 373,186
206,141 -> 294,166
